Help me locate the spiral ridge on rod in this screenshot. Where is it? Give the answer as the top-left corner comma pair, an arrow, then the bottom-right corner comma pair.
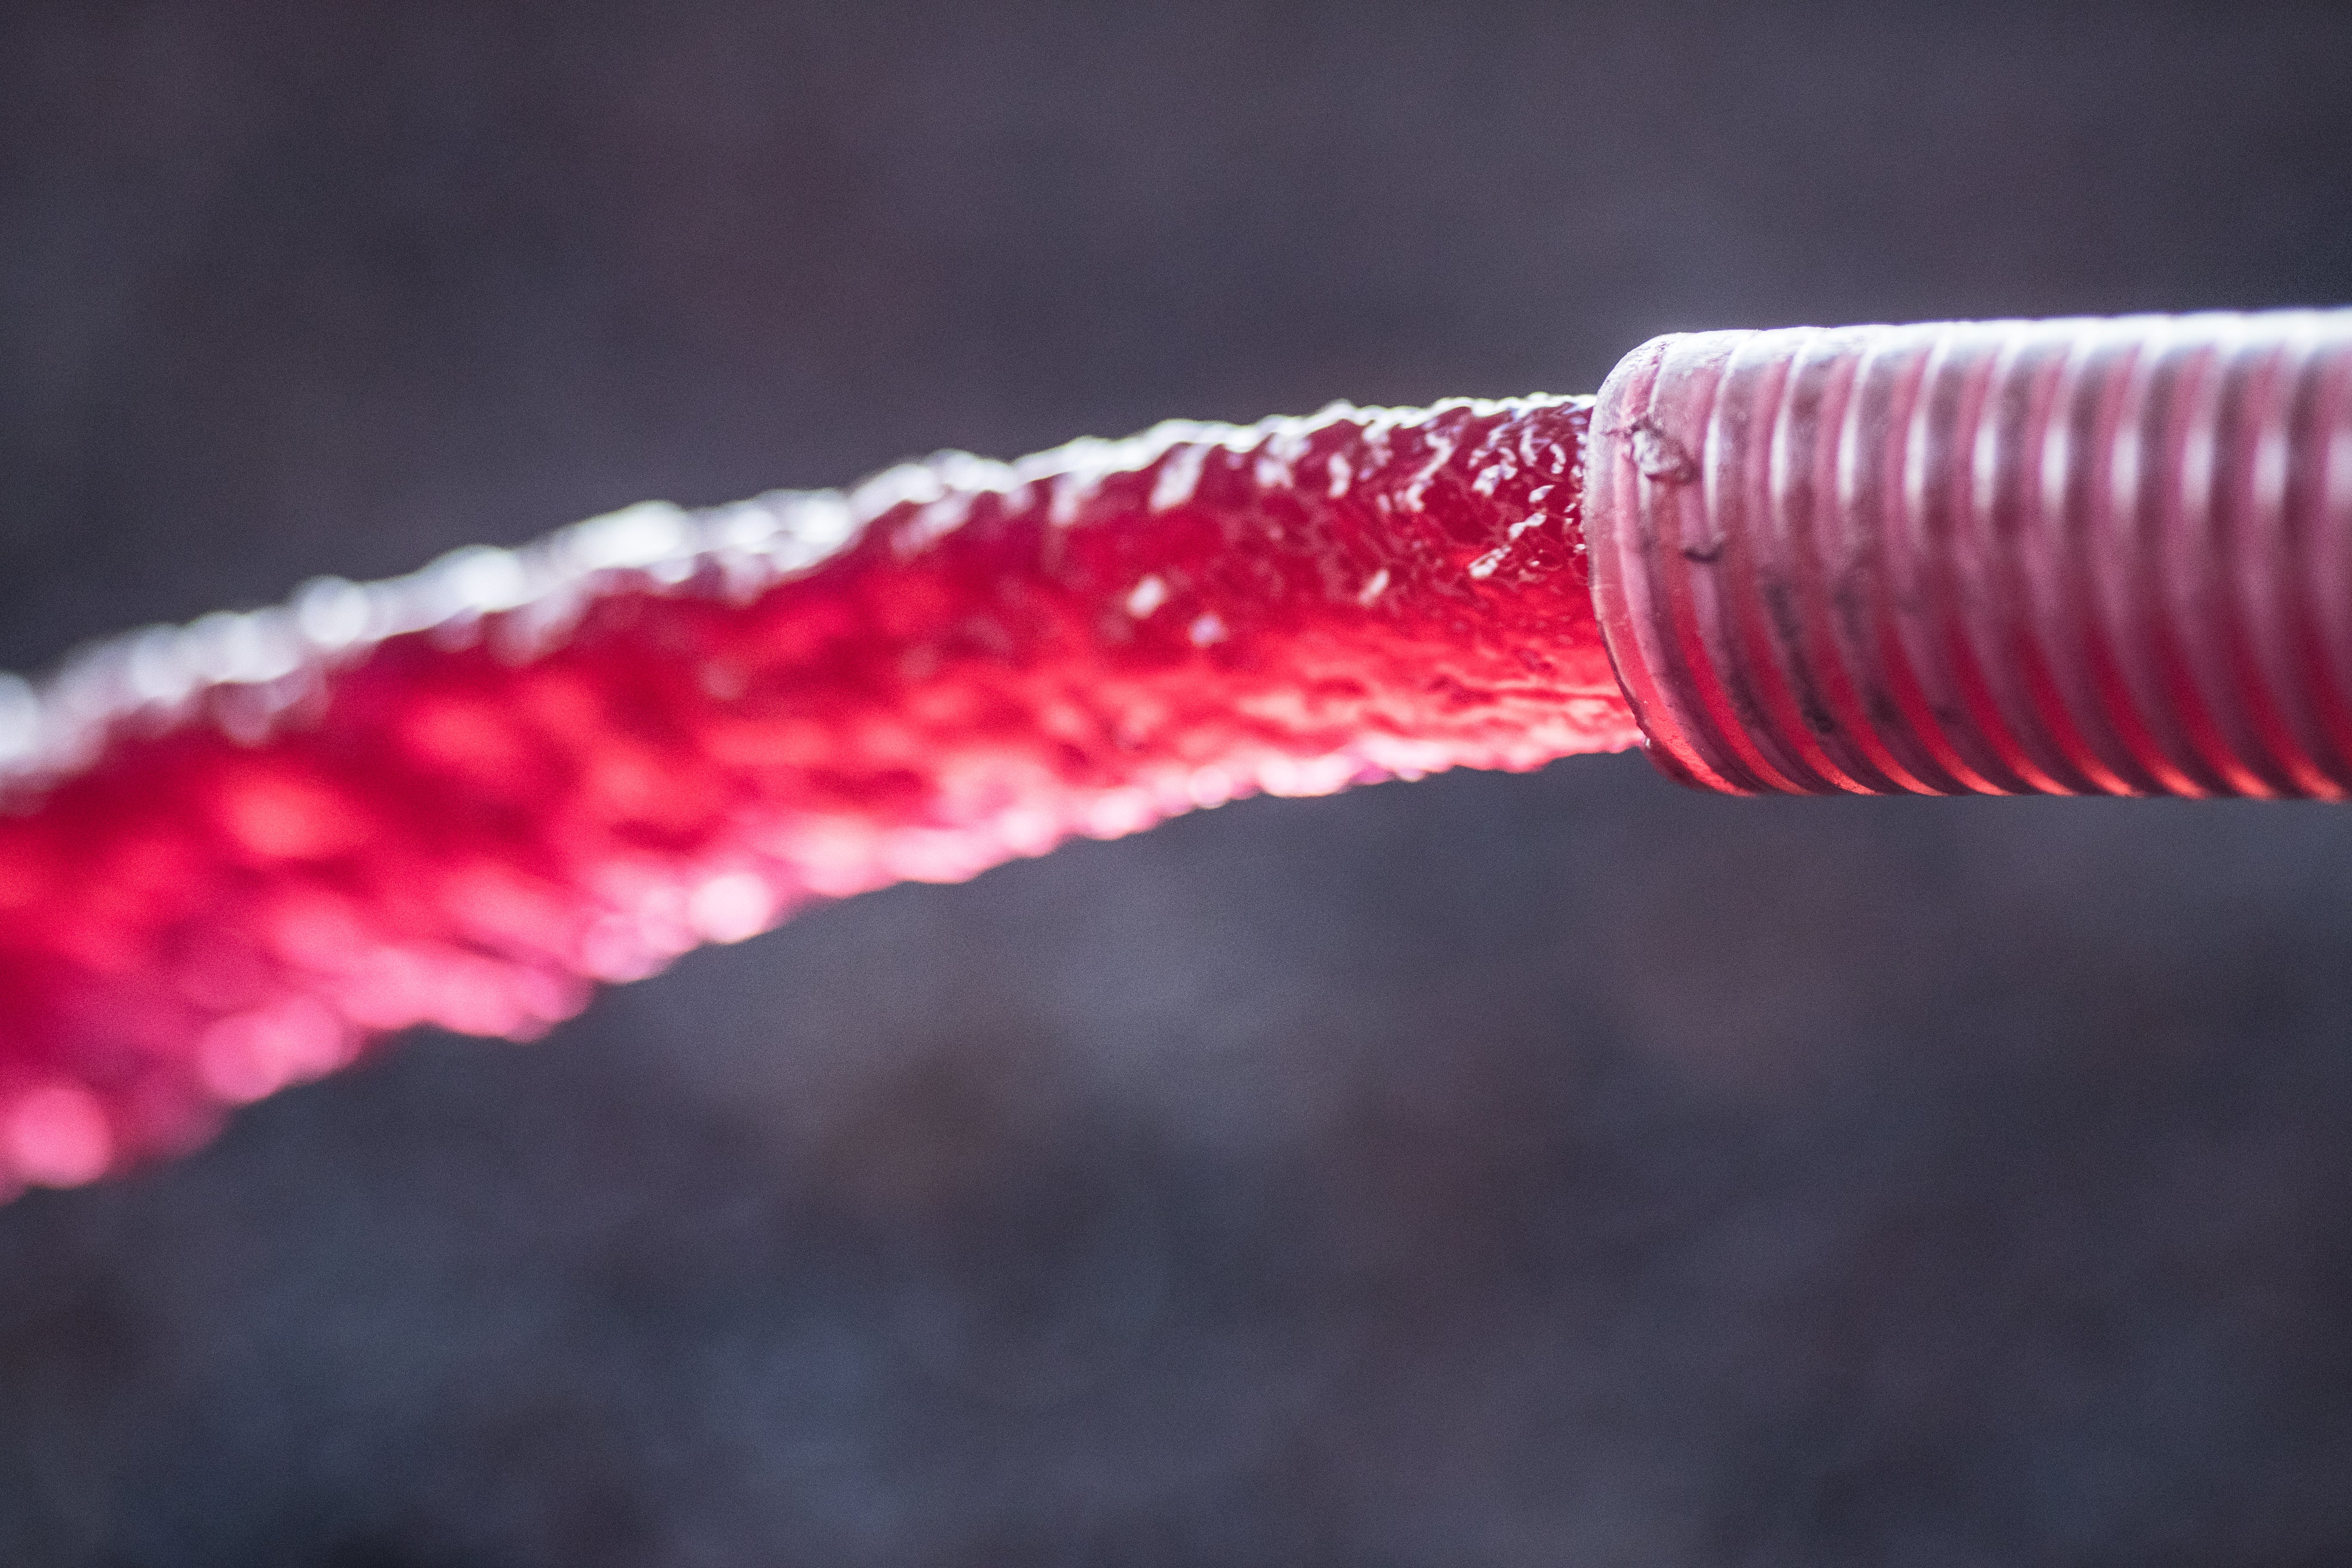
1585,309 -> 2352,797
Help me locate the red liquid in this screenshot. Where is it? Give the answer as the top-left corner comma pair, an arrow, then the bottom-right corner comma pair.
0,398 -> 1634,1191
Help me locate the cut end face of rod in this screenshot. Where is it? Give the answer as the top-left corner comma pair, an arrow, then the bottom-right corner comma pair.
1585,308 -> 2352,798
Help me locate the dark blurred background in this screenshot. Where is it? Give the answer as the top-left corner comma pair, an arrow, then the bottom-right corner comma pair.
5,3 -> 2352,1564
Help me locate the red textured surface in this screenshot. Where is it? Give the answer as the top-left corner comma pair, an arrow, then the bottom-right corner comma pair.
0,397 -> 1635,1191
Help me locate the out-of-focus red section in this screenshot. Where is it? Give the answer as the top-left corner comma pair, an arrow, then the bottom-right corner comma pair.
0,397 -> 1635,1191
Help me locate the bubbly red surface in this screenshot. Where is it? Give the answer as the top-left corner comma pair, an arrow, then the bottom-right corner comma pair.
0,397 -> 1635,1191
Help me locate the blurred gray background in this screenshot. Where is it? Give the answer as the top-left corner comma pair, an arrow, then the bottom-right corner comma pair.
5,3 -> 2352,1564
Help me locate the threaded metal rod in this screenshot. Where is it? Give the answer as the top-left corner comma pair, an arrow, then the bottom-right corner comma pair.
1585,309 -> 2352,797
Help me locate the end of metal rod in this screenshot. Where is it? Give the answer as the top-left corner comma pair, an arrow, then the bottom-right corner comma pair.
1584,309 -> 2352,798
